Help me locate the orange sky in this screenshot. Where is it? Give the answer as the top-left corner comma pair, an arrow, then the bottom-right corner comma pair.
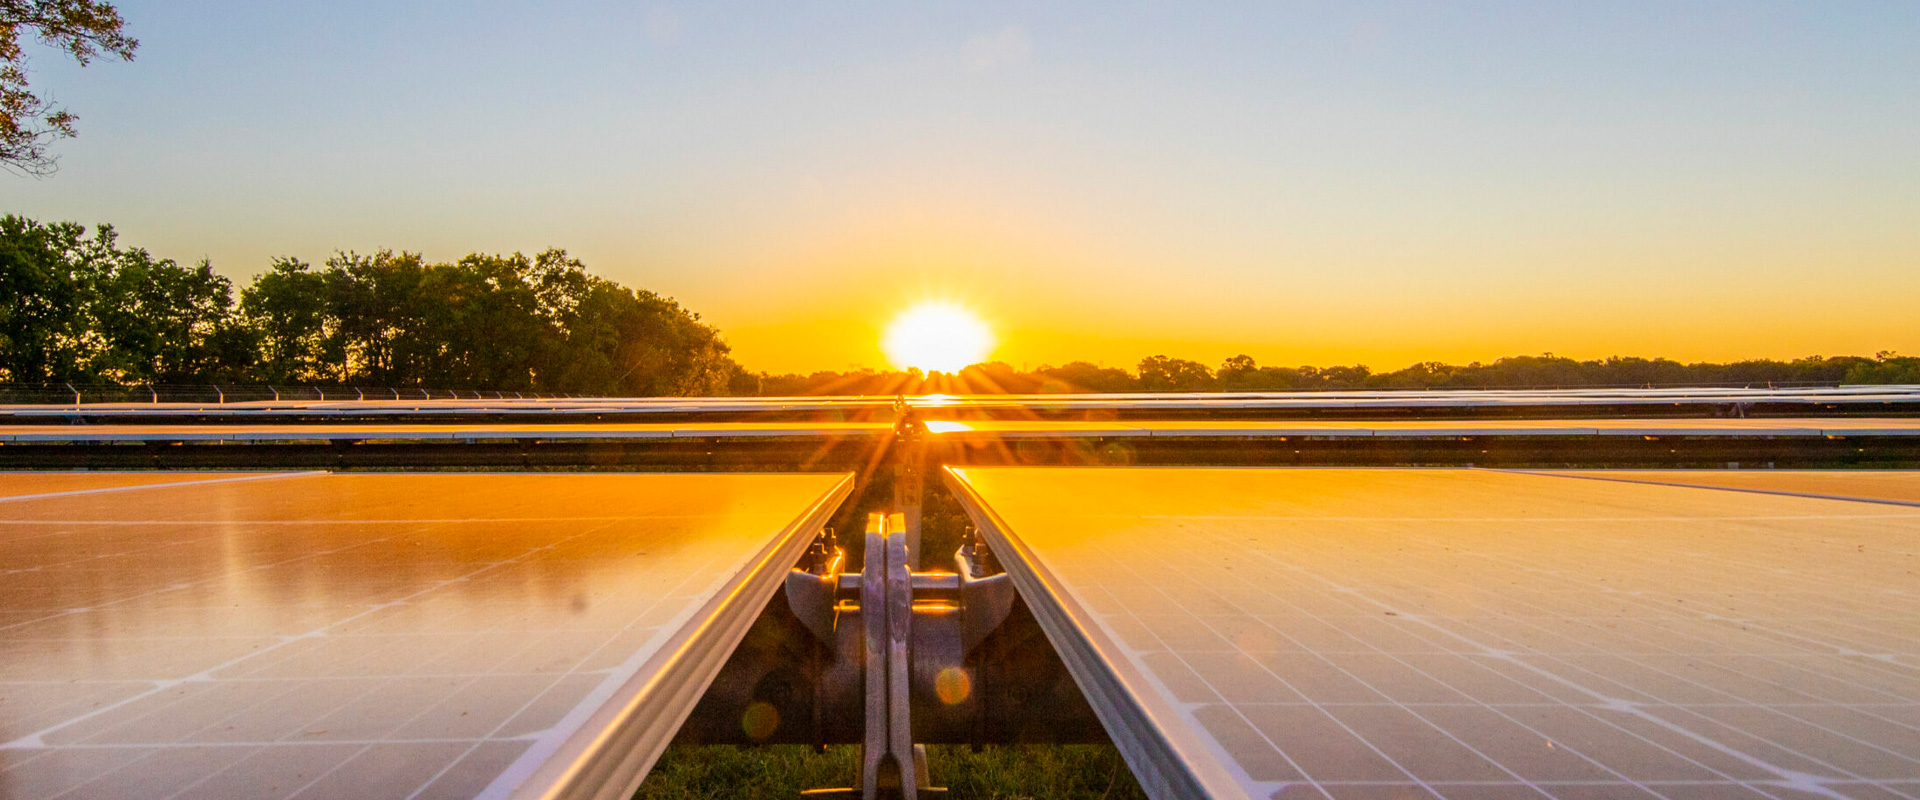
13,3 -> 1919,374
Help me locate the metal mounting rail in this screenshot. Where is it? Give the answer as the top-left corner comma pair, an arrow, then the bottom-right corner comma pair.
942,467 -> 1244,800
513,475 -> 856,800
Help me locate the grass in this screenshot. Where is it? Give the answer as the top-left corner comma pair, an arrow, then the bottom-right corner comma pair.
637,744 -> 1149,800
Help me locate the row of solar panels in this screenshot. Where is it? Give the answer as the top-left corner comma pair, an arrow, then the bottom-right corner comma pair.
4,417 -> 1920,443
2,468 -> 1916,799
3,384 -> 1918,418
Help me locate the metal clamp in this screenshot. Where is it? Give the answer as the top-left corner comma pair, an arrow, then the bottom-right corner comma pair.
793,511 -> 1026,799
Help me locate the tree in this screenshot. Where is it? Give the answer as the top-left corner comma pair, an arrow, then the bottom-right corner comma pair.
0,216 -> 246,382
1033,361 -> 1136,393
238,258 -> 334,382
2,0 -> 137,174
1136,355 -> 1215,392
0,214 -> 86,380
1216,354 -> 1259,391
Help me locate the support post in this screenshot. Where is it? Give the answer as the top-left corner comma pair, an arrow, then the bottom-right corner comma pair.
891,397 -> 926,569
799,512 -> 948,799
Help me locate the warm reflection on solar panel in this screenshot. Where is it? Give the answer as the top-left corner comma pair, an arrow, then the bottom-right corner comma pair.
946,467 -> 1920,800
0,471 -> 851,800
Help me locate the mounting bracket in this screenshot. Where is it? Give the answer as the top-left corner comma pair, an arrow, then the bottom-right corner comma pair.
789,512 -> 1015,799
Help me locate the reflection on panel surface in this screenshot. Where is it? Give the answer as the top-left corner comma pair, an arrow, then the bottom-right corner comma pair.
0,471 -> 849,800
950,467 -> 1920,800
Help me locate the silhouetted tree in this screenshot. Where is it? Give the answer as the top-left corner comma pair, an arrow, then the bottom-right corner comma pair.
1137,355 -> 1215,392
0,215 -> 85,380
0,216 -> 247,382
2,0 -> 137,174
239,258 -> 334,382
1033,361 -> 1136,393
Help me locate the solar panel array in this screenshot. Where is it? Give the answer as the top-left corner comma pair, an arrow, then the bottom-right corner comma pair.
0,471 -> 850,800
5,384 -> 1918,420
5,418 -> 1919,444
948,467 -> 1920,800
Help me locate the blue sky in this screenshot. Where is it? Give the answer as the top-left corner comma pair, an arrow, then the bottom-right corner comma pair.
10,1 -> 1919,372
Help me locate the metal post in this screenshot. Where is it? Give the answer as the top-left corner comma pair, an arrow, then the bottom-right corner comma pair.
859,513 -> 894,798
892,397 -> 926,569
883,515 -> 918,800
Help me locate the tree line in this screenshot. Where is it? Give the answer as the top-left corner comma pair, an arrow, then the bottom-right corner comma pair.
756,352 -> 1920,396
0,216 -> 741,394
5,215 -> 1917,395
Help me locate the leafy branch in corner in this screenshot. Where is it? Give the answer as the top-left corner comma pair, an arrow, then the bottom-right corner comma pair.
1,0 -> 137,175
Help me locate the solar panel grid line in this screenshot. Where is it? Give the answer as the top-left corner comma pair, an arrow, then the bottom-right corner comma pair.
4,503 -> 581,750
1092,550 -> 1525,800
1366,521 -> 1920,713
493,471 -> 853,800
322,544 -> 723,800
0,471 -> 855,800
942,468 -> 1248,800
1509,471 -> 1920,511
1336,506 -> 1920,794
1220,521 -> 1920,797
1467,570 -> 1920,667
24,501 -> 717,797
0,471 -> 324,504
1132,549 -> 1630,800
946,468 -> 1920,800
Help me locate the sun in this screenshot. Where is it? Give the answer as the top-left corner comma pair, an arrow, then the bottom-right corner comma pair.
882,302 -> 994,374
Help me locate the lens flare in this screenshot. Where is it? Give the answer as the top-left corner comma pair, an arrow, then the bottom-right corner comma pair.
934,666 -> 972,705
882,303 -> 993,374
741,701 -> 780,740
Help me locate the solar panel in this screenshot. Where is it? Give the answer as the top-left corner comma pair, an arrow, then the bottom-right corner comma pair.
7,385 -> 1920,420
0,470 -> 852,800
7,418 -> 1918,445
0,422 -> 890,443
931,419 -> 1920,439
946,467 -> 1920,800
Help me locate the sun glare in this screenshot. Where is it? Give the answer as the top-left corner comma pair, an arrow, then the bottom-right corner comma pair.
882,303 -> 994,374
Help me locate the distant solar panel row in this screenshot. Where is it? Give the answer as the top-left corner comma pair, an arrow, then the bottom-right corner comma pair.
947,468 -> 1920,800
4,384 -> 1918,418
4,417 -> 1919,443
0,471 -> 851,800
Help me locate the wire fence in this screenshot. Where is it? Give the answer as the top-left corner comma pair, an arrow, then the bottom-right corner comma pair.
0,384 -> 583,405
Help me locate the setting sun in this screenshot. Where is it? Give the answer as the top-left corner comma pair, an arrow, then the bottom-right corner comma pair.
882,303 -> 994,374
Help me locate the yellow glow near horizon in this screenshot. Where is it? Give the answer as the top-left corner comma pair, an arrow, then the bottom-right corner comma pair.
883,303 -> 994,373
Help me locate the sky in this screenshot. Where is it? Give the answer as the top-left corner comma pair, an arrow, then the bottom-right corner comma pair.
9,1 -> 1918,374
